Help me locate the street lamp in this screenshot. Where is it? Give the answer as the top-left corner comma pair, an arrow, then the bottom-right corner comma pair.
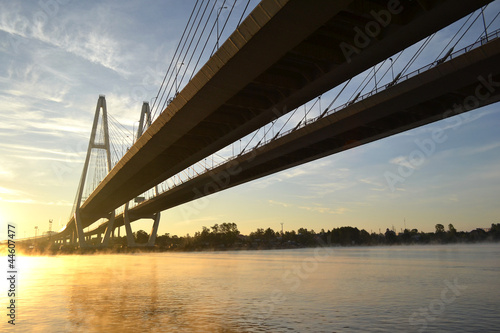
216,6 -> 227,50
34,226 -> 38,246
48,219 -> 53,240
132,120 -> 140,143
174,62 -> 184,95
389,58 -> 394,81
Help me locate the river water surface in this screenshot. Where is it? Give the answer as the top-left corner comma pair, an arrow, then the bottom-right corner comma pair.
8,244 -> 500,332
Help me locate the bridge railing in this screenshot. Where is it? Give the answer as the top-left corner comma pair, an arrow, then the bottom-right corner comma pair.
255,28 -> 500,148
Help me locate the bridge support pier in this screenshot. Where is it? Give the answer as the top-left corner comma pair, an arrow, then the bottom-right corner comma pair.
123,203 -> 136,247
74,211 -> 88,248
123,202 -> 161,247
101,213 -> 116,247
147,212 -> 161,247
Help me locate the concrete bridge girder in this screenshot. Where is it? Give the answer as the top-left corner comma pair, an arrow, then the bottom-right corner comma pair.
65,0 -> 494,237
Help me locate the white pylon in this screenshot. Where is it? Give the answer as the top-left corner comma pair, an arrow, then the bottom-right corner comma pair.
73,95 -> 115,248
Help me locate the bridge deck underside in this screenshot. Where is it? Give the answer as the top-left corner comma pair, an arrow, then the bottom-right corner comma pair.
84,37 -> 500,237
63,0 -> 492,235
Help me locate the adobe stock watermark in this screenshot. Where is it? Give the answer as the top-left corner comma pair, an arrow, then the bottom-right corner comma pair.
408,277 -> 467,332
384,73 -> 500,192
8,0 -> 73,54
340,0 -> 404,63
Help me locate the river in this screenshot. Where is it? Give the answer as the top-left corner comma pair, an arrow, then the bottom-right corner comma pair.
7,244 -> 500,332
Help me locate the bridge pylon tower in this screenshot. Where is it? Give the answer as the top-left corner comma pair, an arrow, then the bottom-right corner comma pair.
73,95 -> 116,248
123,101 -> 161,247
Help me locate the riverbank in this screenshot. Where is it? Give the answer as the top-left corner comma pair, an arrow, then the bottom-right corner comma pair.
11,237 -> 500,256
7,222 -> 500,255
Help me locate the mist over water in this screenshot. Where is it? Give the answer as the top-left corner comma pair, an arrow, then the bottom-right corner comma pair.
9,244 -> 500,332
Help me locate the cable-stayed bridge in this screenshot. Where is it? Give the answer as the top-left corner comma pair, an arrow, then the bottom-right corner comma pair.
44,0 -> 500,248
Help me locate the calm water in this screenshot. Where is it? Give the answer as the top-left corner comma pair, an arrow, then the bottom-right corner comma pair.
6,244 -> 500,332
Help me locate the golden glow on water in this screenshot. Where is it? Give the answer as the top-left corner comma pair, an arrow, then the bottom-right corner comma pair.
6,245 -> 500,332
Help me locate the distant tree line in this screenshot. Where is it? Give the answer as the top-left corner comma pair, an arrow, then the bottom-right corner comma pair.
21,222 -> 500,253
144,222 -> 500,251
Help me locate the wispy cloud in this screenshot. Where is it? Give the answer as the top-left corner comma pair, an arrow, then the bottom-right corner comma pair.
298,205 -> 349,215
0,184 -> 73,206
250,161 -> 336,190
460,142 -> 500,156
389,156 -> 417,169
303,182 -> 351,198
268,200 -> 292,208
0,166 -> 14,180
359,178 -> 387,191
0,196 -> 72,206
0,2 -> 135,75
0,143 -> 82,157
268,199 -> 349,215
174,215 -> 224,227
0,197 -> 35,204
0,186 -> 20,195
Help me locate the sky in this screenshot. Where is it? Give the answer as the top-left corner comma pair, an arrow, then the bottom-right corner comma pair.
0,0 -> 499,240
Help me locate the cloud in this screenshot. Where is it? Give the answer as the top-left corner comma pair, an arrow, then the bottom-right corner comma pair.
0,2 -> 134,75
305,181 -> 355,198
8,154 -> 83,164
359,178 -> 387,191
0,143 -> 82,157
461,142 -> 500,155
250,161 -> 338,190
0,197 -> 35,204
268,200 -> 292,208
389,156 -> 416,169
0,196 -> 72,206
420,141 -> 500,165
298,205 -> 349,215
0,183 -> 73,206
0,166 -> 14,180
0,187 -> 20,195
268,198 -> 349,215
174,215 -> 224,227
250,175 -> 283,189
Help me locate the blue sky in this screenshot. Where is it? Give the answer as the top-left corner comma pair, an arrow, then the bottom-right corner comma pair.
0,0 -> 499,240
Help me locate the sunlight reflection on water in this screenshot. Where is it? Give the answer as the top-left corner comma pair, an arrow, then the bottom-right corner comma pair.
9,244 -> 500,332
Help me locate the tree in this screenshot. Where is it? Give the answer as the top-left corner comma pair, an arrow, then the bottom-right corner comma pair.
219,222 -> 240,246
134,230 -> 149,244
385,228 -> 397,244
297,228 -> 316,245
400,229 -> 412,244
435,224 -> 445,233
282,230 -> 297,243
490,223 -> 500,240
249,228 -> 265,241
359,229 -> 371,244
448,224 -> 457,234
263,227 -> 277,241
